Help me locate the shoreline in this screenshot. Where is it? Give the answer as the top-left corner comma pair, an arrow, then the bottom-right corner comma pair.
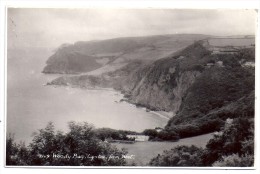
119,99 -> 173,121
149,111 -> 173,120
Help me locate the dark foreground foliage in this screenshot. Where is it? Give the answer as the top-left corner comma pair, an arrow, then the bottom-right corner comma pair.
149,145 -> 204,166
149,117 -> 254,167
7,116 -> 254,167
6,122 -> 127,166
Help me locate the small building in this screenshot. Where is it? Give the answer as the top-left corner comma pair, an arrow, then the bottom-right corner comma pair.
126,135 -> 149,142
211,46 -> 239,55
155,127 -> 163,132
216,61 -> 224,67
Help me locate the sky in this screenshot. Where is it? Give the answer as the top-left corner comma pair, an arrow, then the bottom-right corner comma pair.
8,8 -> 257,49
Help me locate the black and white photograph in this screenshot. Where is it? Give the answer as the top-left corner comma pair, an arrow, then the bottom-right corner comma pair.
2,5 -> 258,169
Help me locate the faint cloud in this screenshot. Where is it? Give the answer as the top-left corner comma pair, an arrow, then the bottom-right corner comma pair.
8,8 -> 257,49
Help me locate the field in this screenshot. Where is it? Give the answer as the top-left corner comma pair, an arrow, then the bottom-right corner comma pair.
114,133 -> 214,166
208,38 -> 254,47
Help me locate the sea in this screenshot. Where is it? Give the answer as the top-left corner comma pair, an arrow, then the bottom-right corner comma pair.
7,47 -> 168,144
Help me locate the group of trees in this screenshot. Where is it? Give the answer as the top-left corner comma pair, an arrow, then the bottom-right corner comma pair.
143,129 -> 179,141
143,117 -> 224,140
6,116 -> 254,167
149,145 -> 205,166
149,117 -> 254,167
6,122 -> 127,166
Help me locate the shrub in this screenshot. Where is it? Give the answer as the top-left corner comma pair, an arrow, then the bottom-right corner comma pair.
149,145 -> 204,166
143,129 -> 158,139
212,153 -> 254,167
157,130 -> 179,141
202,117 -> 254,166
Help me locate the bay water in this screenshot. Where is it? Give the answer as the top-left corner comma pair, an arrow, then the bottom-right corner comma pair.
7,47 -> 168,144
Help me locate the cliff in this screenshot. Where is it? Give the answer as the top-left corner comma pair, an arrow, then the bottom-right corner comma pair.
117,41 -> 212,112
43,51 -> 102,74
117,41 -> 255,136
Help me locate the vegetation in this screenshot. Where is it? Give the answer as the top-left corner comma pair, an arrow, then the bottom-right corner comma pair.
143,129 -> 179,141
149,117 -> 254,167
166,88 -> 254,139
7,117 -> 254,167
149,145 -> 204,166
212,154 -> 254,167
6,122 -> 127,166
202,117 -> 254,166
165,55 -> 254,138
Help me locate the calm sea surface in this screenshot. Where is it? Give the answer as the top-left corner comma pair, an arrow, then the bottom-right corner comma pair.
7,48 -> 168,144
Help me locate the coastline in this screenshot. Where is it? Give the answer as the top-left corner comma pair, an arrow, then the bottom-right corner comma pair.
149,110 -> 173,120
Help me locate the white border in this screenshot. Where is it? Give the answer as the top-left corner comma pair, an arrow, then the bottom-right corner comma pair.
1,0 -> 260,174
0,0 -> 260,9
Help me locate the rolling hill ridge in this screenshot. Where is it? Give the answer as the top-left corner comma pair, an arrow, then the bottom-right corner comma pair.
43,34 -> 210,74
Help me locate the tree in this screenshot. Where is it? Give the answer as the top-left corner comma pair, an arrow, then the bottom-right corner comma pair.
157,130 -> 179,141
6,134 -> 30,165
143,129 -> 158,139
29,122 -> 57,165
212,154 -> 254,167
6,134 -> 19,165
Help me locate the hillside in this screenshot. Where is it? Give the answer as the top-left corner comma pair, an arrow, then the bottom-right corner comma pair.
42,34 -> 209,74
43,51 -> 102,74
117,40 -> 255,137
45,36 -> 255,139
117,41 -> 212,112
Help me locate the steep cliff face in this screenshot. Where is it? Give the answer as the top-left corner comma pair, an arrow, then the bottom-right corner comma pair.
124,69 -> 201,112
118,41 -> 211,112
